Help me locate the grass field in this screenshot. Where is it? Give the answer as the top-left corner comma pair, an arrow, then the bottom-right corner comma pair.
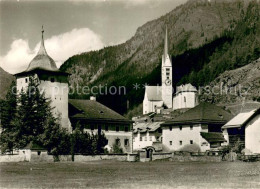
0,160 -> 260,188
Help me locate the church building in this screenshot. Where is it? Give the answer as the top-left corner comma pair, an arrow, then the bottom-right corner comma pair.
143,27 -> 173,115
143,27 -> 197,115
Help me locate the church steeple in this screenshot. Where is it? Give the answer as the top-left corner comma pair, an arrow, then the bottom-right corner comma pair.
164,26 -> 168,62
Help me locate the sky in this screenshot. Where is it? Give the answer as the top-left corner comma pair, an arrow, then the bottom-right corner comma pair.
0,0 -> 187,74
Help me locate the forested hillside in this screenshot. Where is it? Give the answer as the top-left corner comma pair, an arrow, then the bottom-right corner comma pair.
60,0 -> 260,116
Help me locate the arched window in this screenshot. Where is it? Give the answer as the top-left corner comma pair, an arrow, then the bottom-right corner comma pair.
184,96 -> 186,103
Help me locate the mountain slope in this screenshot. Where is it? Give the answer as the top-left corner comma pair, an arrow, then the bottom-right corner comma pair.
0,67 -> 15,100
60,0 -> 259,115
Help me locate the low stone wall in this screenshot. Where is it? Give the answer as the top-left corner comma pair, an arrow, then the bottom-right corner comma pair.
171,155 -> 222,162
74,154 -> 128,162
152,153 -> 172,161
0,154 -> 26,162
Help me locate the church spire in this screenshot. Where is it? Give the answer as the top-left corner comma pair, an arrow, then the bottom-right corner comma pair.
37,25 -> 47,55
164,25 -> 168,61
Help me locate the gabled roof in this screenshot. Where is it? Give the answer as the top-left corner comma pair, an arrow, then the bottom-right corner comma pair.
162,102 -> 233,126
145,86 -> 162,101
133,122 -> 163,133
69,99 -> 132,123
222,109 -> 258,129
200,132 -> 226,143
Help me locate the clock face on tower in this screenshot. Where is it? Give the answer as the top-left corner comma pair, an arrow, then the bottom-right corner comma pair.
165,79 -> 172,86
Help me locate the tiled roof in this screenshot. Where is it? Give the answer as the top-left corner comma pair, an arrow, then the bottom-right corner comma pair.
145,86 -> 163,101
176,83 -> 197,94
69,99 -> 131,123
162,102 -> 233,125
222,109 -> 257,129
133,122 -> 163,133
200,132 -> 226,143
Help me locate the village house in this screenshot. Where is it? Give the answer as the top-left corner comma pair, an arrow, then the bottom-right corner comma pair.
133,122 -> 163,151
69,99 -> 133,153
222,108 -> 260,155
13,28 -> 133,154
161,102 -> 233,152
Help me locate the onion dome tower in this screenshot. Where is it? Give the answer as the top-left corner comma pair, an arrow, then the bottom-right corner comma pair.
15,26 -> 71,131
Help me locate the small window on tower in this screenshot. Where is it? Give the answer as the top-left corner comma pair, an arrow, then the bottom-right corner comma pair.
184,97 -> 186,103
25,78 -> 28,83
166,68 -> 170,71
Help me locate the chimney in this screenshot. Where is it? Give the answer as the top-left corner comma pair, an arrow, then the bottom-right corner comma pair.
90,96 -> 96,101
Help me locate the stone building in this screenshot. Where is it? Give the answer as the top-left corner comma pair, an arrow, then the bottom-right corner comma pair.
14,28 -> 71,131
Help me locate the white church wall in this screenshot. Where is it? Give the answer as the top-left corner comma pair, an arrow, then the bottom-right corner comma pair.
173,91 -> 197,110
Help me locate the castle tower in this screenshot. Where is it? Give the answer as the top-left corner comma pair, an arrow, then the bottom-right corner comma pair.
15,27 -> 71,131
161,26 -> 173,108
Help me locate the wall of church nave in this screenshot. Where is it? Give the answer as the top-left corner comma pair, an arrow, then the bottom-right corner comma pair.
173,92 -> 197,110
143,99 -> 163,115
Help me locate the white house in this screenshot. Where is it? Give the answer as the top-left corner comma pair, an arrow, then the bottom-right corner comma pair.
133,122 -> 163,151
161,102 -> 233,152
222,108 -> 260,155
69,99 -> 134,153
173,84 -> 198,110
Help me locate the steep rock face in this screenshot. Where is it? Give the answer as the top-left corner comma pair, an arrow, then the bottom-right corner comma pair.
199,58 -> 260,108
0,67 -> 15,100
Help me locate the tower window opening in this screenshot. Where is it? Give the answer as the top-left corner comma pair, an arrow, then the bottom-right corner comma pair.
25,78 -> 28,83
50,78 -> 55,82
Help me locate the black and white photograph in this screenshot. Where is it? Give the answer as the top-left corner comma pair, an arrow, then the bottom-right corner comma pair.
0,0 -> 260,188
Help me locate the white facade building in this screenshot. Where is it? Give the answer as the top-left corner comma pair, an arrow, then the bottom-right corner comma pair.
15,28 -> 71,131
133,122 -> 162,150
162,103 -> 232,152
173,84 -> 198,110
222,108 -> 260,155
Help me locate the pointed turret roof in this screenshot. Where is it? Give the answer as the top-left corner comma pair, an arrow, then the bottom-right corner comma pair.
26,26 -> 59,72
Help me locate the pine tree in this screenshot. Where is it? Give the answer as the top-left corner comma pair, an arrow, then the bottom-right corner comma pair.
0,81 -> 17,153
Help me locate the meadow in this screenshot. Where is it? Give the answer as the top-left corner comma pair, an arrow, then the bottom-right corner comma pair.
0,160 -> 260,188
